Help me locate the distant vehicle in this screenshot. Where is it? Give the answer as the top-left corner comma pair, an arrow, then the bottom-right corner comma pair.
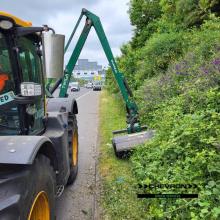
86,82 -> 93,89
93,81 -> 102,91
70,82 -> 80,92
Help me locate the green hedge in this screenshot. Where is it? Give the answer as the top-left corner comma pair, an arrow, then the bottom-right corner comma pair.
105,2 -> 220,218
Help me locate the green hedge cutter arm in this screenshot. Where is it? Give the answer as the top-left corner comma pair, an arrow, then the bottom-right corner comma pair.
58,8 -> 153,157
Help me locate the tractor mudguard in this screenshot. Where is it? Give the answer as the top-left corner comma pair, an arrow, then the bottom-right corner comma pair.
47,97 -> 78,114
0,136 -> 53,165
44,111 -> 70,185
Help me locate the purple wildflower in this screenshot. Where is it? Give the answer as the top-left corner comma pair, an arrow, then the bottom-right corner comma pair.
212,58 -> 220,66
200,66 -> 209,75
175,64 -> 181,70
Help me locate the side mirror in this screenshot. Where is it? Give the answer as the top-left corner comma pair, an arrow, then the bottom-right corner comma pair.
42,32 -> 65,79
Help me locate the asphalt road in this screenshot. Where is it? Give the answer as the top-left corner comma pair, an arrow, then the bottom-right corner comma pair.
55,87 -> 101,220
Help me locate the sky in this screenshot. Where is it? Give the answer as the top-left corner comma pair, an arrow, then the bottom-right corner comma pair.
0,0 -> 133,68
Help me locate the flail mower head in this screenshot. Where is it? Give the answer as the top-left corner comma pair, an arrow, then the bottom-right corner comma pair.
112,130 -> 155,158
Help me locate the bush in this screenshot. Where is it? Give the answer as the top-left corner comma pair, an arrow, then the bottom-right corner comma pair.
104,3 -> 220,219
131,23 -> 220,219
135,32 -> 186,84
131,88 -> 220,219
135,26 -> 220,124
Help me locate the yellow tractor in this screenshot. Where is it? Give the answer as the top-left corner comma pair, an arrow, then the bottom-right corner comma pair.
0,12 -> 78,219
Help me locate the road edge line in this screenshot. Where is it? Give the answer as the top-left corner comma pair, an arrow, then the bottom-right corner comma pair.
76,91 -> 92,101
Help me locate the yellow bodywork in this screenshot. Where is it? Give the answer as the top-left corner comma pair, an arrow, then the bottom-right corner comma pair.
0,11 -> 32,27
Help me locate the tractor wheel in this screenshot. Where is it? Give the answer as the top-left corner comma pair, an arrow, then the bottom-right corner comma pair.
25,155 -> 56,220
67,113 -> 79,185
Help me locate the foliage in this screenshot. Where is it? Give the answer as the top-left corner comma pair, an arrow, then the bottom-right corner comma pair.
104,0 -> 220,219
117,44 -> 141,90
99,91 -> 149,220
75,78 -> 87,86
135,32 -> 186,84
160,0 -> 220,27
105,67 -> 119,94
129,0 -> 162,48
106,32 -> 187,90
136,29 -> 220,122
132,87 -> 220,219
131,32 -> 220,218
127,0 -> 220,49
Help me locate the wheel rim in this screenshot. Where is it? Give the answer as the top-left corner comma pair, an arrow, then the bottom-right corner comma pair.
72,131 -> 78,166
28,191 -> 50,220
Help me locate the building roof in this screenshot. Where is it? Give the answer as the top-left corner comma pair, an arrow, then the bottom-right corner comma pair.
74,59 -> 102,71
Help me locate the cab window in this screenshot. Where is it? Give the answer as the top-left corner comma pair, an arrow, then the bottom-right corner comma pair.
0,33 -> 19,135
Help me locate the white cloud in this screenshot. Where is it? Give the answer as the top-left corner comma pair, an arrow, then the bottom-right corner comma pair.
1,0 -> 132,67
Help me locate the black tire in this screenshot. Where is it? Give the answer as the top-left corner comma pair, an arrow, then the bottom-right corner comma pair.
67,113 -> 79,185
24,155 -> 56,220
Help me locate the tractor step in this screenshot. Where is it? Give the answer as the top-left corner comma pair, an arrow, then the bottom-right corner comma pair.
56,185 -> 64,198
112,130 -> 155,158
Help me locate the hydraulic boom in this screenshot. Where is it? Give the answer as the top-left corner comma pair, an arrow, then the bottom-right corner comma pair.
55,9 -> 153,157
59,8 -> 143,133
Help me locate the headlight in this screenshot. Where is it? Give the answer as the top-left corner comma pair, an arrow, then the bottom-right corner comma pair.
0,20 -> 13,30
20,82 -> 42,97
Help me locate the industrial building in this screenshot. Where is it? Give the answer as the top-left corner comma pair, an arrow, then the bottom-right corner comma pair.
73,59 -> 106,81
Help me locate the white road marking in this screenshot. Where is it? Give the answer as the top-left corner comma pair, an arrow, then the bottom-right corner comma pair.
76,91 -> 92,101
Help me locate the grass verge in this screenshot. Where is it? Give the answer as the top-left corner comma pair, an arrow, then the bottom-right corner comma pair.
98,90 -> 148,220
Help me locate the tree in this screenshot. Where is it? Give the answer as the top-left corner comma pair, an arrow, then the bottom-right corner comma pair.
129,0 -> 162,48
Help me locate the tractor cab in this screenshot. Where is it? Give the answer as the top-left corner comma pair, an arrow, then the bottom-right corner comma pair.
0,12 -> 64,136
0,13 -> 45,135
0,11 -> 80,220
